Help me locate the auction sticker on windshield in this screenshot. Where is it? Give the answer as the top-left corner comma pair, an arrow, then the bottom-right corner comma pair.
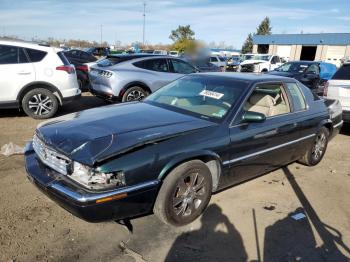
200,90 -> 224,99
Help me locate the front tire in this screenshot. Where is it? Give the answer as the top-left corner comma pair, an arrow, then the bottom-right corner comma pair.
154,160 -> 212,226
22,88 -> 59,119
299,127 -> 329,166
121,86 -> 148,102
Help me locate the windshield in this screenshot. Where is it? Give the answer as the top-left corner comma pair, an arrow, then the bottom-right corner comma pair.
276,62 -> 310,73
170,51 -> 178,55
145,75 -> 246,121
242,54 -> 271,61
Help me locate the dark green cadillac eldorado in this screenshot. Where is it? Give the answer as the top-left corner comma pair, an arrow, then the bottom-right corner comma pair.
25,73 -> 343,226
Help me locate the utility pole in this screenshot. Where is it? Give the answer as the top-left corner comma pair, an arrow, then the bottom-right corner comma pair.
100,24 -> 103,46
142,1 -> 146,47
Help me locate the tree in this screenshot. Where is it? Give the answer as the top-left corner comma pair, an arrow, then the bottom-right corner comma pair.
169,25 -> 197,52
241,17 -> 272,53
256,17 -> 272,35
241,33 -> 253,54
169,25 -> 195,42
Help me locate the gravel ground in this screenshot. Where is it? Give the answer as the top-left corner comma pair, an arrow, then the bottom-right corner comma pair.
0,94 -> 349,262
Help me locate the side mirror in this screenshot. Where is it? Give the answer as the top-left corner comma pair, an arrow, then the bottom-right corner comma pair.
242,111 -> 266,123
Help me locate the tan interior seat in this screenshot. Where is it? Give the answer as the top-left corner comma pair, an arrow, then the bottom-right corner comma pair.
245,93 -> 275,116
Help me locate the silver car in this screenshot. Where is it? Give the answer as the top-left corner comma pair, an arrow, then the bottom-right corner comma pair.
88,55 -> 197,102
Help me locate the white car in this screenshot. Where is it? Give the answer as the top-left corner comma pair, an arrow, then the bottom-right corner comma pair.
153,50 -> 168,55
0,40 -> 81,119
324,63 -> 350,123
209,55 -> 227,71
239,54 -> 282,73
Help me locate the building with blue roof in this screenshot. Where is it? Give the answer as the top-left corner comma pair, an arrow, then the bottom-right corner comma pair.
252,33 -> 350,67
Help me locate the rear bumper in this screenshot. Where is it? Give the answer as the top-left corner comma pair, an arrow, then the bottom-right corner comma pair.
25,143 -> 159,222
89,83 -> 120,101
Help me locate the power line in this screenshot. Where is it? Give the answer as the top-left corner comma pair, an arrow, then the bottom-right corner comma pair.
142,1 -> 146,46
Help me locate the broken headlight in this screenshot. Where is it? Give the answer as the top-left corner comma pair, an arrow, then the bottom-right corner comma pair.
68,162 -> 126,190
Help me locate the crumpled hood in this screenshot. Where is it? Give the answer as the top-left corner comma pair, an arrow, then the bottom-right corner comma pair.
36,102 -> 217,165
240,60 -> 267,65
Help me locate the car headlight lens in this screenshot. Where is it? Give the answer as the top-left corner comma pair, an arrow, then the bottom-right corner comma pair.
68,162 -> 126,190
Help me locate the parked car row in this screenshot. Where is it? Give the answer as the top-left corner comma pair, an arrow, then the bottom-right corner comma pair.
1,40 -> 349,123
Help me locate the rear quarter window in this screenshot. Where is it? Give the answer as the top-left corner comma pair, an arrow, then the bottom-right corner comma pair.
332,64 -> 350,80
25,48 -> 47,62
285,82 -> 307,111
133,58 -> 169,72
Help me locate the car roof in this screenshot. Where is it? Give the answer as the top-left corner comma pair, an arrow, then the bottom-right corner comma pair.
0,40 -> 62,52
195,72 -> 295,82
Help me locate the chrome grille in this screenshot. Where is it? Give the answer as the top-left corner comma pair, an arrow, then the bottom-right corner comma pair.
33,134 -> 71,175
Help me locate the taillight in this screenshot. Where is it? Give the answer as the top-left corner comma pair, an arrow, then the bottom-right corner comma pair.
323,81 -> 329,97
56,65 -> 75,74
76,65 -> 89,72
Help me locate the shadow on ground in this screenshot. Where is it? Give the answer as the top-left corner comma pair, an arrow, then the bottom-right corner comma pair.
165,204 -> 248,262
163,167 -> 350,262
264,167 -> 350,262
0,93 -> 107,118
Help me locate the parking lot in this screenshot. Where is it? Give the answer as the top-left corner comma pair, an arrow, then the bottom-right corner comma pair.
0,93 -> 349,262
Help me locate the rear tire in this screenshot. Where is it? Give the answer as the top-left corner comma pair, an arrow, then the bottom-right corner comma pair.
154,160 -> 212,226
121,86 -> 148,102
298,127 -> 329,166
22,88 -> 59,119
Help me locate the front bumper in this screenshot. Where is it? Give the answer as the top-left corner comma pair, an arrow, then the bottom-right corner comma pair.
25,143 -> 160,222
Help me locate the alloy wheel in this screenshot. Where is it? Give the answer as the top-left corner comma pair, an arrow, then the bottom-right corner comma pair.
172,171 -> 207,218
312,132 -> 327,160
126,90 -> 145,101
28,93 -> 53,116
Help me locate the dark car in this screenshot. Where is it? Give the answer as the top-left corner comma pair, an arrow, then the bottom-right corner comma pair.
25,73 -> 343,226
184,58 -> 221,72
84,47 -> 110,57
267,61 -> 337,93
64,49 -> 97,90
226,56 -> 241,72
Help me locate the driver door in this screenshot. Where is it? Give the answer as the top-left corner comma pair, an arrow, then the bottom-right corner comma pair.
219,82 -> 299,188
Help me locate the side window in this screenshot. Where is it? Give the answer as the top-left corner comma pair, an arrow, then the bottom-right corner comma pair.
244,83 -> 290,117
285,83 -> 307,111
331,64 -> 350,80
271,56 -> 279,64
171,59 -> 196,74
134,59 -> 169,72
306,64 -> 319,74
25,48 -> 47,62
0,45 -> 19,64
81,52 -> 91,61
210,57 -> 218,62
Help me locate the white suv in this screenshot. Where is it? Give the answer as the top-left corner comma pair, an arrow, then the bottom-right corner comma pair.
324,63 -> 350,123
0,41 -> 81,119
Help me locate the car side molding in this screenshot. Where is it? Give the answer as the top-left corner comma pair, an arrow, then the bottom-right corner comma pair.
223,134 -> 316,165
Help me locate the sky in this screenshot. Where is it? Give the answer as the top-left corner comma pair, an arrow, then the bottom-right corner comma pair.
0,0 -> 349,48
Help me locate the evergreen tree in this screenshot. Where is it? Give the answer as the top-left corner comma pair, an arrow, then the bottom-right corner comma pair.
241,33 -> 253,54
256,17 -> 272,35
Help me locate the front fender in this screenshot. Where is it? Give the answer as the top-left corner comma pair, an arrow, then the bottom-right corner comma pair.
158,150 -> 223,191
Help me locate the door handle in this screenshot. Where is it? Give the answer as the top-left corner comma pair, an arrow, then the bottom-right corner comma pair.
17,71 -> 31,75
